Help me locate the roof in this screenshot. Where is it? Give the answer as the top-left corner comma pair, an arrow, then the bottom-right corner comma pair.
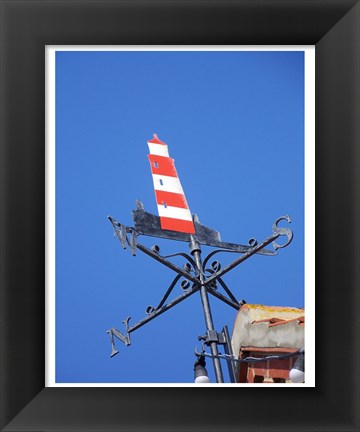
231,304 -> 304,357
147,133 -> 167,145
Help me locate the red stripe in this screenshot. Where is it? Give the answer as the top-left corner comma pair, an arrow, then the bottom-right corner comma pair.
155,190 -> 188,209
147,134 -> 166,145
148,155 -> 177,177
160,217 -> 195,234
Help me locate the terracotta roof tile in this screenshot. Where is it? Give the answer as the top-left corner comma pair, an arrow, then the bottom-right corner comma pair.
252,316 -> 305,327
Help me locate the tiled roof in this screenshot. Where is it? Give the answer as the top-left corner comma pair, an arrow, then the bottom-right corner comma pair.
253,316 -> 304,327
239,303 -> 304,316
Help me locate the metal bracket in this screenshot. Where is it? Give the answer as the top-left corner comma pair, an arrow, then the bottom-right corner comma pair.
199,330 -> 226,345
196,325 -> 237,382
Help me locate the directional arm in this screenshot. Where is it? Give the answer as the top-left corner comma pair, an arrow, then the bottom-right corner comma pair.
203,216 -> 293,287
127,283 -> 200,334
207,286 -> 242,310
107,283 -> 201,356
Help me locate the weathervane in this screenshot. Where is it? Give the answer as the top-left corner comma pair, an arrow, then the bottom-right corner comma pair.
107,134 -> 293,383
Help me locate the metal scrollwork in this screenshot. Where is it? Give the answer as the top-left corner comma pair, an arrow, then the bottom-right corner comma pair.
146,305 -> 155,315
211,260 -> 221,272
183,262 -> 192,273
151,245 -> 160,254
180,280 -> 191,290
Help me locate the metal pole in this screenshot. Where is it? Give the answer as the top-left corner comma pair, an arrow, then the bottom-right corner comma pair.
189,236 -> 224,383
222,325 -> 237,383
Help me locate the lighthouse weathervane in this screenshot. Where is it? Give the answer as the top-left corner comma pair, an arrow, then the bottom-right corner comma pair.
107,134 -> 293,383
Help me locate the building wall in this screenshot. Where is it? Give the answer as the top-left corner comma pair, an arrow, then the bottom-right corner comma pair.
237,347 -> 299,383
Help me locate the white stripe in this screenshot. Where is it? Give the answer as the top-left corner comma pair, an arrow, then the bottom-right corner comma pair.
152,174 -> 184,194
147,142 -> 169,157
157,205 -> 193,221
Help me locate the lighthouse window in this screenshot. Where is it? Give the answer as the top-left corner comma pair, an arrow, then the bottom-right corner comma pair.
153,161 -> 159,168
163,202 -> 167,208
159,179 -> 163,186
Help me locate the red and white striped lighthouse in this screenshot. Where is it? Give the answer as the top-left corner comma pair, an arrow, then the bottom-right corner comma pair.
147,134 -> 195,234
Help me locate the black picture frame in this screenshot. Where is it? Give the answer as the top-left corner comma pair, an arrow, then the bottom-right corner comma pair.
1,1 -> 359,431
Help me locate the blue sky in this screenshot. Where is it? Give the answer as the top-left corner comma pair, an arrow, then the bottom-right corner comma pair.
55,50 -> 304,384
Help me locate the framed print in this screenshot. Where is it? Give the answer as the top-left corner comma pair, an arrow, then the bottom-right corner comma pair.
47,46 -> 312,388
1,0 -> 359,431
